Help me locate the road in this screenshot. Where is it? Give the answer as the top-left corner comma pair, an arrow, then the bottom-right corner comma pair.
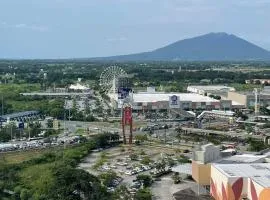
181,127 -> 264,140
59,120 -> 122,134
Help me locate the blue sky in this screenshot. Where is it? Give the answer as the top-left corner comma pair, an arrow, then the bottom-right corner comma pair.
0,0 -> 270,59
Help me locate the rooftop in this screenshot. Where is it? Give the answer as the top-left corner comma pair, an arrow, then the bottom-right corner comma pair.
69,83 -> 89,90
217,154 -> 267,164
187,85 -> 235,91
214,163 -> 270,187
172,164 -> 192,175
229,91 -> 270,96
131,92 -> 219,103
21,92 -> 91,96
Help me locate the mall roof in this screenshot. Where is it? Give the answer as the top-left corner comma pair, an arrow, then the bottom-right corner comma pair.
131,93 -> 219,103
188,85 -> 235,91
214,163 -> 270,187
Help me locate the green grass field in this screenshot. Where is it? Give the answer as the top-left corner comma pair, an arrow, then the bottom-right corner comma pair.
0,147 -> 61,164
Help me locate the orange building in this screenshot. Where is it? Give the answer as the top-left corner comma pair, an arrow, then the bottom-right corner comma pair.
192,161 -> 212,185
192,144 -> 221,186
211,163 -> 270,200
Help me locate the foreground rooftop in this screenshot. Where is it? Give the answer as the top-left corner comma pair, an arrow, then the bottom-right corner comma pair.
214,163 -> 270,187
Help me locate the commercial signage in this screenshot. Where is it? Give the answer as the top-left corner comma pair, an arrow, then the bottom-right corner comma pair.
118,87 -> 132,100
169,95 -> 180,108
18,122 -> 24,129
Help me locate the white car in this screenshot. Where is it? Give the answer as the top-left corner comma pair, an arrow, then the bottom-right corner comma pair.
125,170 -> 132,175
102,165 -> 111,170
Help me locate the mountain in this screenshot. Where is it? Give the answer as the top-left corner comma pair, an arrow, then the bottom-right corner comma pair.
93,32 -> 270,61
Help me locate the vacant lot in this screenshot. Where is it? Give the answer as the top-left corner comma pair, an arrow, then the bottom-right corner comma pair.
0,147 -> 62,164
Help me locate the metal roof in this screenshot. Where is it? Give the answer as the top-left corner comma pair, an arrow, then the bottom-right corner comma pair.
172,164 -> 192,175
187,85 -> 235,91
214,163 -> 270,187
131,93 -> 219,103
217,154 -> 266,164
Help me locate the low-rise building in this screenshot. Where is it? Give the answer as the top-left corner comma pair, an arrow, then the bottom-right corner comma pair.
192,143 -> 270,193
227,91 -> 270,108
211,163 -> 270,200
187,85 -> 235,96
192,144 -> 221,186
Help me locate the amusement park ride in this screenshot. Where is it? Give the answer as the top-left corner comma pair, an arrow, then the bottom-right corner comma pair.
100,66 -> 133,144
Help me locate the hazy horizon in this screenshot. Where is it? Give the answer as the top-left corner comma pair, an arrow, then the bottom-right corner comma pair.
1,0 -> 270,59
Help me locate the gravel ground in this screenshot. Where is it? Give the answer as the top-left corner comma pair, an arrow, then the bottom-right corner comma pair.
151,175 -> 201,200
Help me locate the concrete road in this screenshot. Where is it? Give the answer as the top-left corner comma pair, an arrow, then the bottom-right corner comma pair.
59,120 -> 122,134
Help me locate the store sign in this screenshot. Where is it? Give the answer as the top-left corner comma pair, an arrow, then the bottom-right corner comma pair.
118,87 -> 132,100
18,122 -> 24,129
169,95 -> 180,108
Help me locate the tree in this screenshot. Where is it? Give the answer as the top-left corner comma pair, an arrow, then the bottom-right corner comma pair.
245,124 -> 253,133
140,156 -> 152,165
172,172 -> 182,184
255,80 -> 261,85
28,122 -> 41,137
112,185 -> 132,200
99,171 -> 117,187
136,175 -> 152,187
129,153 -> 138,161
20,188 -> 31,200
234,111 -> 248,121
94,133 -> 111,148
46,119 -> 53,128
134,188 -> 152,200
135,134 -> 148,143
51,167 -> 109,200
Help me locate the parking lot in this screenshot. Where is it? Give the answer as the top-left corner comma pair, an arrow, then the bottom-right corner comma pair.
78,144 -> 193,197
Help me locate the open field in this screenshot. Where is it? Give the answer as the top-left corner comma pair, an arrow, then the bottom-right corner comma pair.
0,147 -> 62,164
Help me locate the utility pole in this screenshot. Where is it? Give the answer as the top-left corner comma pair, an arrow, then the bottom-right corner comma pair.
64,110 -> 66,132
254,88 -> 259,115
10,125 -> 12,140
164,126 -> 167,144
69,108 -> 71,121
1,96 -> 3,116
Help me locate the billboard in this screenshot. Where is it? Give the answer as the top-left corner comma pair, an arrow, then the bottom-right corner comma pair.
118,87 -> 132,100
18,122 -> 24,129
169,95 -> 180,108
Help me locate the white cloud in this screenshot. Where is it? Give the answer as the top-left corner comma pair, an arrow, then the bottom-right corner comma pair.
29,25 -> 49,32
12,23 -> 49,32
106,37 -> 128,42
15,23 -> 27,28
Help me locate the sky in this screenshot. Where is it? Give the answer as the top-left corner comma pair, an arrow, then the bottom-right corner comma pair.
0,0 -> 270,59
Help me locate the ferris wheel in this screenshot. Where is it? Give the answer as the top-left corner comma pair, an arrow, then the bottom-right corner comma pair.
99,66 -> 127,93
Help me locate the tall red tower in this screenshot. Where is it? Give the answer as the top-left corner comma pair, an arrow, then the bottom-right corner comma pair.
122,105 -> 133,144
